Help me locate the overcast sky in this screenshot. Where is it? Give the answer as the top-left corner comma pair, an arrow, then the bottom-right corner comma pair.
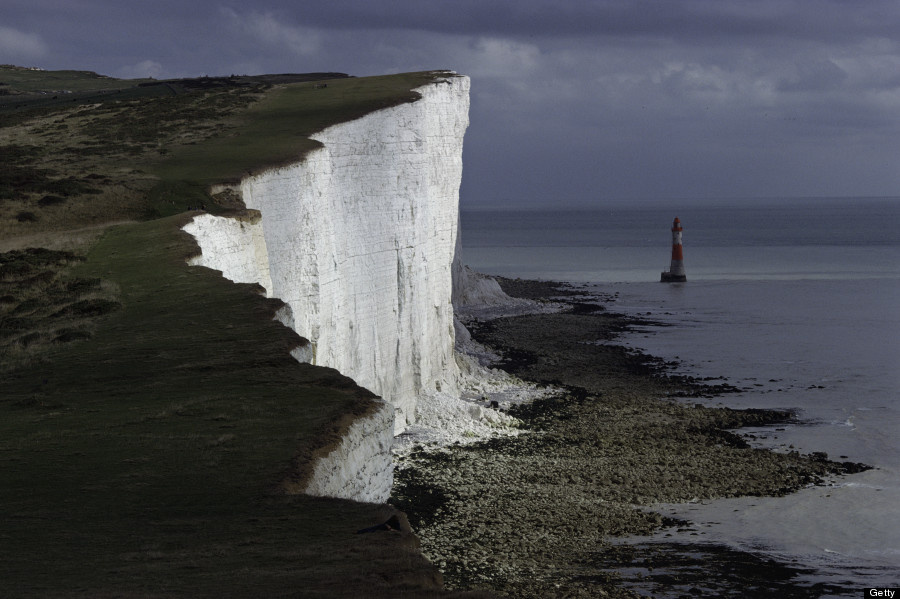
3,0 -> 899,207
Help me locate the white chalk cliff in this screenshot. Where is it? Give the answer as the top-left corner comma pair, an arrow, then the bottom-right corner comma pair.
184,74 -> 473,503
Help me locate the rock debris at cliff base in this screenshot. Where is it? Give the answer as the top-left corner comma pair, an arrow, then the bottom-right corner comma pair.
391,280 -> 868,599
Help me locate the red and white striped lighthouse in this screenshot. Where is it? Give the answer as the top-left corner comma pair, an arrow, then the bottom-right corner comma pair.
660,217 -> 687,282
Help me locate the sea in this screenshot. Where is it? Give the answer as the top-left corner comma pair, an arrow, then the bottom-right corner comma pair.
460,196 -> 900,596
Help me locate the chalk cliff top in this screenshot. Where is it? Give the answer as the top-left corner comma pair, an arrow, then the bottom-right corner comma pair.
1,67 -> 464,244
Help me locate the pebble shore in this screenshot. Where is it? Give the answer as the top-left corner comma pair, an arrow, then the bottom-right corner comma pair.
391,280 -> 868,598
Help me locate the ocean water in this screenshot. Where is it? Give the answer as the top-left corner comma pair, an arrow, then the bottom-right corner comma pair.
460,197 -> 900,594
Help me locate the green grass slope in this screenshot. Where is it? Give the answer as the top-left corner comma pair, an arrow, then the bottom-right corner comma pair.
156,72 -> 437,185
1,67 -> 446,236
1,67 -> 485,598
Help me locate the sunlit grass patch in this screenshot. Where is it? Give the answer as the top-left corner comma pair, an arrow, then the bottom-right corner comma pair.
2,69 -> 451,243
154,71 -> 444,185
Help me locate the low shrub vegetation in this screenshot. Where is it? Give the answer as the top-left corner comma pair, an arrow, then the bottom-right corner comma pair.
0,247 -> 119,372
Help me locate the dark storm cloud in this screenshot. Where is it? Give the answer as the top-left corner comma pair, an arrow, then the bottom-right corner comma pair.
2,0 -> 899,203
239,0 -> 899,43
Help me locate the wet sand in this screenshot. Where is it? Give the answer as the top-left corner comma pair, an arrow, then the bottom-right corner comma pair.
391,280 -> 868,598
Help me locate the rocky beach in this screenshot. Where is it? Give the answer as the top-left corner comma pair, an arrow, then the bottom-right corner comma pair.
392,279 -> 869,598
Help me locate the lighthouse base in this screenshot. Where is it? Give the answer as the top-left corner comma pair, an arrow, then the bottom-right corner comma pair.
660,271 -> 687,283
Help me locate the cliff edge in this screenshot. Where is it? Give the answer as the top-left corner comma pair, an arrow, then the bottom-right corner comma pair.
184,74 -> 472,502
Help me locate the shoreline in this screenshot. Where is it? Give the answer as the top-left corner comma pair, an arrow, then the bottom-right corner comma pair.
392,279 -> 869,598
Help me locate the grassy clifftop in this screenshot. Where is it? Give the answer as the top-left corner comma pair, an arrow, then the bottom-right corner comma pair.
1,66 -> 481,598
1,65 -> 450,240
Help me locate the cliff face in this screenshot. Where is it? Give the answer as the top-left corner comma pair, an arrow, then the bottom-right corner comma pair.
183,74 -> 470,502
302,401 -> 396,504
